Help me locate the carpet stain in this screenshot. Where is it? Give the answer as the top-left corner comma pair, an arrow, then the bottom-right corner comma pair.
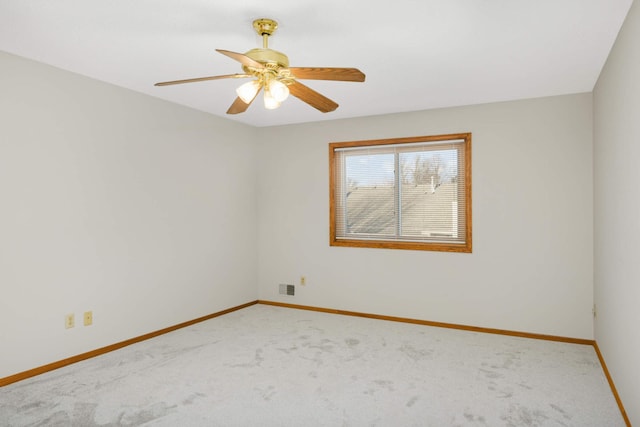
37,410 -> 71,426
374,379 -> 395,392
501,404 -> 549,427
550,403 -> 571,420
72,402 -> 98,425
276,345 -> 298,354
118,401 -> 175,426
406,396 -> 419,407
463,409 -> 487,424
19,401 -> 48,411
182,392 -> 206,405
479,368 -> 503,379
398,343 -> 433,361
309,339 -> 336,353
229,348 -> 264,368
345,338 -> 360,347
254,385 -> 276,401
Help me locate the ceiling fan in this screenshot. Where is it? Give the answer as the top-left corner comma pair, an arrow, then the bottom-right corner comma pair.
154,18 -> 366,114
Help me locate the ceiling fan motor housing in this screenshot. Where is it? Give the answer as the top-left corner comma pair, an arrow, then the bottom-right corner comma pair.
243,48 -> 290,70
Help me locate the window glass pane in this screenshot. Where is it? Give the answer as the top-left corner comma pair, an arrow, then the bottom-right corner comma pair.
399,149 -> 460,239
344,153 -> 395,236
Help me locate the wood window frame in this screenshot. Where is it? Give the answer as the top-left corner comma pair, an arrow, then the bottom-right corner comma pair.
329,133 -> 472,253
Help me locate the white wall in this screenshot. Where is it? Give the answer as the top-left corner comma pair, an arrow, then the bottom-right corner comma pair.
257,94 -> 594,339
0,51 -> 259,378
594,0 -> 640,423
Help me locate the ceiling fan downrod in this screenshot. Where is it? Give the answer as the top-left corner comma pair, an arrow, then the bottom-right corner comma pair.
253,18 -> 278,49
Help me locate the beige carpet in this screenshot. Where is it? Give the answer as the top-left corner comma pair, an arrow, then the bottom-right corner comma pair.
0,304 -> 625,426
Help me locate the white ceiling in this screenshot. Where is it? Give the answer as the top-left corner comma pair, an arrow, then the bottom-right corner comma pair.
0,0 -> 633,127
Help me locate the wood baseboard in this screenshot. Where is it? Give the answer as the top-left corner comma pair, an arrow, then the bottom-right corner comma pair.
0,300 -> 259,387
593,342 -> 632,427
258,300 -> 595,345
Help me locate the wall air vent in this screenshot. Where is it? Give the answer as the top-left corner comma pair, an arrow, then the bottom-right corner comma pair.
279,284 -> 295,296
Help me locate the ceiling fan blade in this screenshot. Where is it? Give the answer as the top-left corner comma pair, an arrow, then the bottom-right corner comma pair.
216,49 -> 265,70
154,74 -> 249,86
288,81 -> 339,113
289,67 -> 366,82
227,86 -> 262,115
227,97 -> 250,114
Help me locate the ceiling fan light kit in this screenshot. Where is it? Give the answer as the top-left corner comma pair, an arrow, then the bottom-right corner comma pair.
154,18 -> 365,115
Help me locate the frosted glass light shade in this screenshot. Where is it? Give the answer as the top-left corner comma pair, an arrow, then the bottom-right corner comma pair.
269,80 -> 290,102
236,80 -> 261,103
263,89 -> 281,110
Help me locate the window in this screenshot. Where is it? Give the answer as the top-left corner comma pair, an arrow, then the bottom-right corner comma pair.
329,133 -> 472,252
